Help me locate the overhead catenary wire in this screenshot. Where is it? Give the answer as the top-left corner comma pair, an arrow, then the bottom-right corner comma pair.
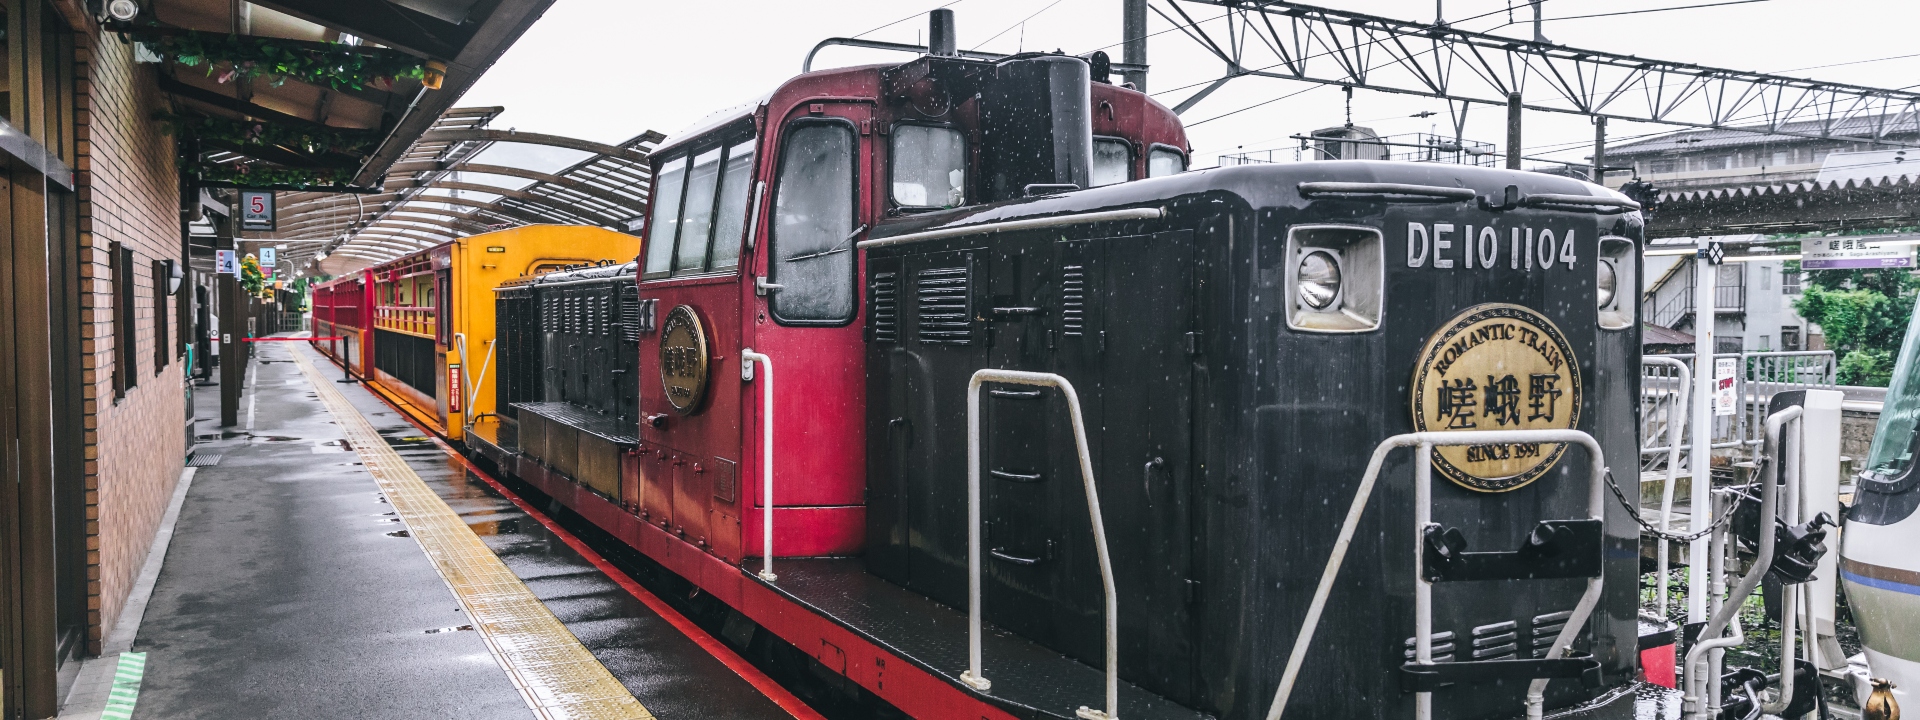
1530,0 -> 1770,24
1168,0 -> 1920,164
850,0 -> 969,40
969,0 -> 1069,52
1203,46 -> 1919,164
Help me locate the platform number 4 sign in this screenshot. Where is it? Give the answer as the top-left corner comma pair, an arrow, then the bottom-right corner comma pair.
240,190 -> 275,232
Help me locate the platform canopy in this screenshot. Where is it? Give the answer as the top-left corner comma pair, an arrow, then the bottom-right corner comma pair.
244,106 -> 662,276
118,0 -> 559,189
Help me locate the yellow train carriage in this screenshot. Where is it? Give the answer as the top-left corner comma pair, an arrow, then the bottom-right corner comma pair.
344,225 -> 638,440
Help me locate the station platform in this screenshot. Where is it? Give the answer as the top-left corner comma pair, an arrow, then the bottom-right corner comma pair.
114,339 -> 819,720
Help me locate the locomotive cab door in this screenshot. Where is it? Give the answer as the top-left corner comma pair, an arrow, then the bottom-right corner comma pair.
743,101 -> 873,559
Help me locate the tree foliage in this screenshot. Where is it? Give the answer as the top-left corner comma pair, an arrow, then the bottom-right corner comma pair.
1791,260 -> 1920,386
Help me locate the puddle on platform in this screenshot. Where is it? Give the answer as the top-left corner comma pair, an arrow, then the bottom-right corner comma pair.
422,625 -> 474,634
387,530 -> 411,537
249,435 -> 300,443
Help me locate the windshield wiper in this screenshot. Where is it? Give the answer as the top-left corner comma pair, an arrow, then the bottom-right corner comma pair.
783,224 -> 866,262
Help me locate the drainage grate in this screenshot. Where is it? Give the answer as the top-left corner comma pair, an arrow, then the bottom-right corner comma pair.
186,452 -> 224,467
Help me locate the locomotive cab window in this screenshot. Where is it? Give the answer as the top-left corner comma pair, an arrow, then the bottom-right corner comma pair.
645,137 -> 757,279
676,147 -> 724,273
643,155 -> 687,278
711,139 -> 756,272
1091,137 -> 1132,187
891,124 -> 965,209
1148,145 -> 1187,177
769,120 -> 857,324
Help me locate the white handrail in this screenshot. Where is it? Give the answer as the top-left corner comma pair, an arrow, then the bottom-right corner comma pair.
1265,429 -> 1607,720
1643,356 -> 1692,619
1682,406 -> 1797,718
963,369 -> 1119,720
742,349 -> 776,582
465,339 -> 495,431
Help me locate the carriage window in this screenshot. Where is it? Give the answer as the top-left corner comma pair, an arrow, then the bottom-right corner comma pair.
675,147 -> 724,274
1149,146 -> 1187,177
643,155 -> 687,278
891,125 -> 965,208
770,122 -> 856,323
1091,138 -> 1132,187
711,139 -> 756,272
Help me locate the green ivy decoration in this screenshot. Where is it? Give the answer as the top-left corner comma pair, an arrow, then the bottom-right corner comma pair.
184,160 -> 353,190
155,111 -> 377,155
144,32 -> 426,90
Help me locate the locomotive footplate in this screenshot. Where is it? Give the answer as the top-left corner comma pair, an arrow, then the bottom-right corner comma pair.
754,558 -> 1213,720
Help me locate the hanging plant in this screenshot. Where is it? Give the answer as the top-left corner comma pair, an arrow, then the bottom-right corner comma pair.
155,111 -> 378,155
142,31 -> 427,91
183,160 -> 354,190
240,254 -> 267,297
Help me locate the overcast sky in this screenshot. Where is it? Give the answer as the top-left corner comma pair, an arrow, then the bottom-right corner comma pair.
458,0 -> 1920,172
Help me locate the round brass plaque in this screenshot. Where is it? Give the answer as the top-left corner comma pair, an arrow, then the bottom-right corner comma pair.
659,305 -> 709,414
1410,303 -> 1583,492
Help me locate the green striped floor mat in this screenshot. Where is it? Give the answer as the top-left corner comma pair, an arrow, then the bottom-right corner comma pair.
100,652 -> 146,720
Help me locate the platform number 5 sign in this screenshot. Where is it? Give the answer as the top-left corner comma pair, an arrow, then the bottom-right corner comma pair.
240,190 -> 275,232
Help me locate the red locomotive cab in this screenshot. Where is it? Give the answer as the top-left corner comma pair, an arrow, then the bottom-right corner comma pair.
634,42 -> 1188,570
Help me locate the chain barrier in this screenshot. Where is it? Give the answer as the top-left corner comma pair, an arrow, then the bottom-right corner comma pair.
1604,463 -> 1758,544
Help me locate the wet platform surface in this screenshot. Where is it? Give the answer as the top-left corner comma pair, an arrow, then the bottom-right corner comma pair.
136,340 -> 800,719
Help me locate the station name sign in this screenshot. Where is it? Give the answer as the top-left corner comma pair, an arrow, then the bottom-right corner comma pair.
1801,236 -> 1914,270
1405,223 -> 1579,271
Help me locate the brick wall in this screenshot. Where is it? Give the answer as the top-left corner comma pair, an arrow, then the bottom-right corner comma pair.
76,30 -> 186,654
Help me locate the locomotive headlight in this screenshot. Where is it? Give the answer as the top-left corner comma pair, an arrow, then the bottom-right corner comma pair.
1595,259 -> 1617,309
1286,225 -> 1382,333
1297,251 -> 1342,309
1596,236 -> 1637,330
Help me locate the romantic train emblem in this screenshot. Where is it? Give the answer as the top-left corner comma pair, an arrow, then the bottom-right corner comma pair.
1411,303 -> 1583,492
659,305 -> 710,414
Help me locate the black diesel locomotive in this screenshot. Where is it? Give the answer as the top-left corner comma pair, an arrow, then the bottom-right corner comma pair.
475,30 -> 1647,720
859,163 -> 1643,720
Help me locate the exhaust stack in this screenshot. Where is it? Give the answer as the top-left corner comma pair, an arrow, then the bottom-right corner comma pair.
929,9 -> 957,57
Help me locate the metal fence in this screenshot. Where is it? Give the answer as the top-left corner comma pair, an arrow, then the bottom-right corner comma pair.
1640,351 -> 1835,470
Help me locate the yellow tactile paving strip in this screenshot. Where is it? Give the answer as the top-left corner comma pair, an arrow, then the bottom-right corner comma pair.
292,350 -> 654,720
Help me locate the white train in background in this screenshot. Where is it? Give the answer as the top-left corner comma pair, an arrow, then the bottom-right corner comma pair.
1843,310 -> 1920,712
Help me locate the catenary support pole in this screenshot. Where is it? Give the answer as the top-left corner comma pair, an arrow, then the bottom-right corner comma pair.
1592,116 -> 1607,184
1506,92 -> 1523,170
1123,0 -> 1148,91
219,272 -> 246,426
1688,249 -> 1717,627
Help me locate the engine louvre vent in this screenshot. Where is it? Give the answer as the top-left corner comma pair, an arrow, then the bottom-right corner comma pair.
619,284 -> 647,342
1060,264 -> 1088,336
869,271 -> 900,344
1470,620 -> 1519,661
1402,631 -> 1457,663
1531,610 -> 1573,658
916,266 -> 971,345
